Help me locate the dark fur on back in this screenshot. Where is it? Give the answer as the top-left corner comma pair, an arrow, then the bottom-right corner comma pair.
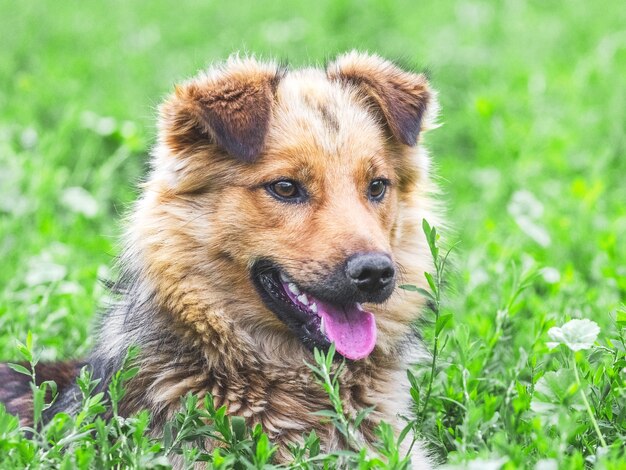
0,361 -> 83,423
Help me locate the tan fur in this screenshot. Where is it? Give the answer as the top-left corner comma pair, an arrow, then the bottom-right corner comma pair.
1,52 -> 440,468
113,52 -> 439,466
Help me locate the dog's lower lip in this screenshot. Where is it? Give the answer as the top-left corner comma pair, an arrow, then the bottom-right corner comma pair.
257,268 -> 315,324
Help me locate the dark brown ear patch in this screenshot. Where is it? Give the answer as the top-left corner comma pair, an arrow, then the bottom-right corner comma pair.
327,52 -> 431,146
160,58 -> 284,162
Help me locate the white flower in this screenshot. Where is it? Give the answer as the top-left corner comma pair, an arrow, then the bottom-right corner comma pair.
540,267 -> 561,284
535,459 -> 558,470
61,187 -> 99,218
547,319 -> 600,351
507,190 -> 551,247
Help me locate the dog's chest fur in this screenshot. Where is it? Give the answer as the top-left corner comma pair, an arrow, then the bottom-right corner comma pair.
79,287 -> 423,463
98,299 -> 416,443
122,334 -> 415,461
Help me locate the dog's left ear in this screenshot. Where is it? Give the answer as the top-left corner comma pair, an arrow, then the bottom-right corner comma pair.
159,57 -> 283,162
327,52 -> 434,146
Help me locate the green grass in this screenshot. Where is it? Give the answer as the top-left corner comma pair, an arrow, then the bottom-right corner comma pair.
1,0 -> 625,468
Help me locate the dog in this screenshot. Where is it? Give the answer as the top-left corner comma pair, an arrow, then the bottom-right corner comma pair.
0,51 -> 440,467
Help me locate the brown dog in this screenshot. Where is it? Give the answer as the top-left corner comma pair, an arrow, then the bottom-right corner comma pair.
0,52 -> 440,467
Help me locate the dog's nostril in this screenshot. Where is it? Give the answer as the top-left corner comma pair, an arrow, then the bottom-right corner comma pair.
356,268 -> 374,282
381,267 -> 394,281
345,253 -> 396,293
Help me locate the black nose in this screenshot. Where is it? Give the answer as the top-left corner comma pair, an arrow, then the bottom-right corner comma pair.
345,253 -> 396,295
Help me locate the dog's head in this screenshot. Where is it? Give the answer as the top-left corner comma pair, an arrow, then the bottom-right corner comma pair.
130,52 -> 439,362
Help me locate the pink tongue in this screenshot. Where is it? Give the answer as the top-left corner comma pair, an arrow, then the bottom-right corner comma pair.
317,300 -> 377,361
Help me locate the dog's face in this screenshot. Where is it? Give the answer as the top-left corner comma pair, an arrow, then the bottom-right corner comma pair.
133,53 -> 438,361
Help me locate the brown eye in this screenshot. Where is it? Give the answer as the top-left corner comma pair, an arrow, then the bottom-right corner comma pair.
266,179 -> 307,203
273,181 -> 296,197
368,179 -> 388,201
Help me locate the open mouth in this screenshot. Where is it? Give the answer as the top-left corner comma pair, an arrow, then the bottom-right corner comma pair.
252,261 -> 377,361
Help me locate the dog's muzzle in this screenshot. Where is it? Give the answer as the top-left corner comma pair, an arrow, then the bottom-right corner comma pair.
251,252 -> 396,361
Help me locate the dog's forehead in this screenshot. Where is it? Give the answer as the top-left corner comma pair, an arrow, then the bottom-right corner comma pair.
266,69 -> 386,160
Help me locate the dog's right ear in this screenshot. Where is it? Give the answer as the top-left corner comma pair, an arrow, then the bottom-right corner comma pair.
158,57 -> 284,163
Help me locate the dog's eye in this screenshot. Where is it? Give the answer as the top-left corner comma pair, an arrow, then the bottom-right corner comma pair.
266,180 -> 306,203
368,179 -> 388,201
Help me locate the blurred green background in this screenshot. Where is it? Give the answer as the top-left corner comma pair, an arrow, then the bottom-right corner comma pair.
1,0 -> 625,466
1,0 -> 624,356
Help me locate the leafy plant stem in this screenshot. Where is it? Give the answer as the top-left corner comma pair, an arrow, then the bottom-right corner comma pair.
571,355 -> 607,449
419,310 -> 439,426
417,238 -> 454,426
404,221 -> 454,460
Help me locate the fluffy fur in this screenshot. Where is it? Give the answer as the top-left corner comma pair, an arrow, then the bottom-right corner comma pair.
0,51 -> 441,468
